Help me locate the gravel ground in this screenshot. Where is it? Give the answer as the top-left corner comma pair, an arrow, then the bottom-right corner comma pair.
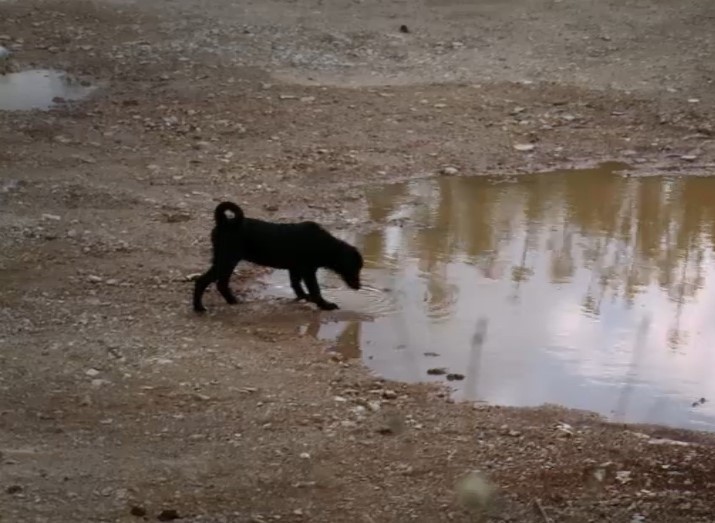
2,0 -> 715,521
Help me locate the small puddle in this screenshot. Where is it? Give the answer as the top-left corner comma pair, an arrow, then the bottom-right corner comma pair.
261,162 -> 715,431
0,70 -> 95,111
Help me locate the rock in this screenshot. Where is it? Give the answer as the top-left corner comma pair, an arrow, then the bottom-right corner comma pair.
456,471 -> 495,511
88,275 -> 103,283
433,103 -> 447,109
130,506 -> 147,517
423,352 -> 440,357
513,143 -> 535,152
440,166 -> 458,175
381,390 -> 398,400
687,98 -> 700,104
0,45 -> 10,59
85,368 -> 100,377
446,373 -> 465,381
163,212 -> 191,223
91,379 -> 111,387
42,213 -> 61,221
681,155 -> 698,162
54,135 -> 72,144
6,485 -> 23,494
399,24 -> 410,33
157,509 -> 180,521
299,452 -> 310,459
185,273 -> 202,281
427,367 -> 447,375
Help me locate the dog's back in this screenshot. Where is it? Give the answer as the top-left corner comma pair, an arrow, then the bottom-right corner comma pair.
236,217 -> 335,270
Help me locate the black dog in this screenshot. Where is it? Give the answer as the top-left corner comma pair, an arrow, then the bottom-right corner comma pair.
193,201 -> 363,313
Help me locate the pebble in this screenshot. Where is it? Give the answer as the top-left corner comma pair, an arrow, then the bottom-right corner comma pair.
513,143 -> 535,152
87,275 -> 103,283
130,506 -> 147,517
446,373 -> 465,381
440,166 -> 458,175
157,509 -> 180,521
85,368 -> 100,377
427,367 -> 447,375
681,155 -> 698,162
399,24 -> 410,33
42,213 -> 61,221
6,485 -> 23,494
381,390 -> 398,400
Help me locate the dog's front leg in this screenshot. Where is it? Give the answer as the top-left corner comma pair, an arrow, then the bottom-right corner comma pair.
303,269 -> 338,311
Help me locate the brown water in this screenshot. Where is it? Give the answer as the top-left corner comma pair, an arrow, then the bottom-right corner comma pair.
0,70 -> 95,111
261,163 -> 715,431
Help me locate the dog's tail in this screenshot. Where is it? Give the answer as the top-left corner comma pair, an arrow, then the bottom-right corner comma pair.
214,201 -> 245,226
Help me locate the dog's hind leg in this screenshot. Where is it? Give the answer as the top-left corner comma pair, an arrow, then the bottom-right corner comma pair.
289,268 -> 309,301
216,257 -> 240,305
193,266 -> 218,313
303,269 -> 339,311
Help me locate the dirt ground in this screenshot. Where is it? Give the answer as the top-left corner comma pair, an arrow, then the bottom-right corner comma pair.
2,0 -> 715,521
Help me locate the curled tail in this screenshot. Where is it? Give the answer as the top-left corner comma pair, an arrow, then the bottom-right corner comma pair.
214,201 -> 245,226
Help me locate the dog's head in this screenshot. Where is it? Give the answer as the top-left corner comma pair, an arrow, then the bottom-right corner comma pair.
336,244 -> 363,290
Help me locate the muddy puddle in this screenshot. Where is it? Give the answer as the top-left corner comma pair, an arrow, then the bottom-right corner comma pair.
0,69 -> 95,110
261,163 -> 715,431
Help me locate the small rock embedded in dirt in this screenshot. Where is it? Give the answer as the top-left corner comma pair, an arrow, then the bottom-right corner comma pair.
42,213 -> 61,221
423,351 -> 440,357
399,24 -> 410,33
162,212 -> 191,223
513,143 -> 535,152
157,509 -> 180,521
87,275 -> 103,283
130,505 -> 147,517
456,470 -> 495,511
6,484 -> 23,494
85,368 -> 100,377
381,389 -> 398,400
441,166 -> 458,175
681,155 -> 698,162
427,367 -> 447,375
446,373 -> 465,381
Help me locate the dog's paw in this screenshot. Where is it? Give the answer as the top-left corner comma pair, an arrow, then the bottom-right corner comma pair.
319,301 -> 339,311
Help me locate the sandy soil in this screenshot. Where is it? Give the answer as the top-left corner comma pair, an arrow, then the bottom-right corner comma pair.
2,0 -> 715,521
